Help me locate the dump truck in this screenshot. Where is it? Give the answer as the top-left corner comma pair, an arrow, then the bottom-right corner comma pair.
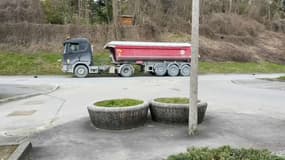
62,38 -> 192,78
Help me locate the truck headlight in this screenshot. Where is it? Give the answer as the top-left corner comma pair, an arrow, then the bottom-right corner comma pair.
67,59 -> 70,64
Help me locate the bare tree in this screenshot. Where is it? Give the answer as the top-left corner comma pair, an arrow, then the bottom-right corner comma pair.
112,0 -> 119,39
229,0 -> 233,13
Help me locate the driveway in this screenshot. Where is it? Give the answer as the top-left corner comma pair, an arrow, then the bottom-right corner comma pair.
0,74 -> 284,159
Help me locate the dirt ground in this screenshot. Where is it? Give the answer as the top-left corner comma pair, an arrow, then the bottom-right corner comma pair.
0,145 -> 17,160
200,31 -> 285,64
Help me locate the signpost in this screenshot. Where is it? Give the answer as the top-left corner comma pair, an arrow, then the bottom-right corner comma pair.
189,0 -> 200,136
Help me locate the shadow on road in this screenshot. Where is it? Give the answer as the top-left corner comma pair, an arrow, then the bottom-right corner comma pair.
30,112 -> 285,160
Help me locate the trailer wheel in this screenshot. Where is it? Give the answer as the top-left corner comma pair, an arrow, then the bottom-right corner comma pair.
167,64 -> 179,77
74,65 -> 89,78
119,64 -> 134,77
154,64 -> 167,76
180,65 -> 191,76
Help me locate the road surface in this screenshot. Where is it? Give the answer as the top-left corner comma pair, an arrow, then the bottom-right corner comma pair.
0,74 -> 284,159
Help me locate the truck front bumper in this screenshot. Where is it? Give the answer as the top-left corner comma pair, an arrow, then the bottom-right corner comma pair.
62,65 -> 73,73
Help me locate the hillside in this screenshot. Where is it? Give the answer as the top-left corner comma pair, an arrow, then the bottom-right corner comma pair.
0,0 -> 284,64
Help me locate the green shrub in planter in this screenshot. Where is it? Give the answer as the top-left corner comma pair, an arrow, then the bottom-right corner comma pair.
167,146 -> 285,160
95,99 -> 144,107
155,98 -> 189,104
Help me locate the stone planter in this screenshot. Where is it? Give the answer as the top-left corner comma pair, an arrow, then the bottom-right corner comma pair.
150,99 -> 208,124
87,100 -> 149,130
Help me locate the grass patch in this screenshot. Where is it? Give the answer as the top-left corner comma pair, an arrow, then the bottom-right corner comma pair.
155,98 -> 189,104
200,62 -> 285,74
1,51 -> 285,75
278,76 -> 285,81
0,52 -> 62,75
167,146 -> 285,160
0,52 -> 111,75
93,52 -> 112,65
95,99 -> 143,107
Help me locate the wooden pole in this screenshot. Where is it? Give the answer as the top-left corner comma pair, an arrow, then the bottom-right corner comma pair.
189,0 -> 200,136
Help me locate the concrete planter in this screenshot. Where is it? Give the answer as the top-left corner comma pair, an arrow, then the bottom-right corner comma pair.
87,100 -> 149,130
150,99 -> 208,124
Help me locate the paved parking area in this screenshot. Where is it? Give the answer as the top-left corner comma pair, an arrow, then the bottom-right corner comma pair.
0,74 -> 284,159
0,84 -> 53,100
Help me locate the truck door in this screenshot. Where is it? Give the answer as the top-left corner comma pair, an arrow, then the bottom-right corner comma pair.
63,42 -> 91,66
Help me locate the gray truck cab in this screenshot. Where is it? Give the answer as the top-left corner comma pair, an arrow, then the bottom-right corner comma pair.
62,38 -> 94,77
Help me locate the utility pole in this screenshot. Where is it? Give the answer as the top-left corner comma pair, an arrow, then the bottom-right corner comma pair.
189,0 -> 200,136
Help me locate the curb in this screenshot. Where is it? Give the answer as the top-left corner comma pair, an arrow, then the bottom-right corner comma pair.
8,141 -> 32,160
0,85 -> 59,104
0,141 -> 32,160
274,150 -> 285,157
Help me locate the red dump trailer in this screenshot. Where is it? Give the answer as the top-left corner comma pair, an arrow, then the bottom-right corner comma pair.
104,41 -> 192,77
62,38 -> 192,78
104,41 -> 191,62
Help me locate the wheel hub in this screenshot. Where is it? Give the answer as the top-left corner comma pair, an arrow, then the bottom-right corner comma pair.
78,68 -> 85,74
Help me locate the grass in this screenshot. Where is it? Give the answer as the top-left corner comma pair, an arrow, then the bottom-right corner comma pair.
0,52 -> 110,75
95,99 -> 143,107
167,146 -> 285,160
155,98 -> 189,104
199,62 -> 285,74
278,76 -> 285,81
0,51 -> 285,75
0,52 -> 62,75
93,52 -> 112,65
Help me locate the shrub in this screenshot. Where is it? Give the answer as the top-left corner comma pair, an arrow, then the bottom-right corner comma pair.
155,98 -> 189,104
95,99 -> 143,107
166,146 -> 285,160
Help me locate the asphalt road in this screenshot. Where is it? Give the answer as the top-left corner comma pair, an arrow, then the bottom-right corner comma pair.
0,74 -> 285,159
0,84 -> 49,99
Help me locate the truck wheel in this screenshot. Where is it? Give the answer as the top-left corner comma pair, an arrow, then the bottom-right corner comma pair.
119,64 -> 134,77
180,65 -> 191,76
74,65 -> 89,78
167,64 -> 179,77
154,64 -> 167,76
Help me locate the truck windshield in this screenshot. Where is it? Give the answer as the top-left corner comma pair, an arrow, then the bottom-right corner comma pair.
64,42 -> 88,54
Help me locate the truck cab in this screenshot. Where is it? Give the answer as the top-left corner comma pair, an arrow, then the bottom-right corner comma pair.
62,38 -> 94,77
